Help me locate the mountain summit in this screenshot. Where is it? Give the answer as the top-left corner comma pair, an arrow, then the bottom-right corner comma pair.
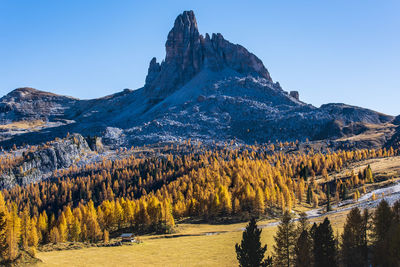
144,10 -> 271,98
0,11 -> 395,148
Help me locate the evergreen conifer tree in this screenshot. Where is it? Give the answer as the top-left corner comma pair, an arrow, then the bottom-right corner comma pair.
273,211 -> 296,267
295,229 -> 313,267
306,187 -> 313,205
313,218 -> 337,267
326,185 -> 332,212
371,200 -> 397,266
341,207 -> 365,267
235,218 -> 272,267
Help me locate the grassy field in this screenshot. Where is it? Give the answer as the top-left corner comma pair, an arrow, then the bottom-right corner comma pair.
36,212 -> 349,267
36,221 -> 269,267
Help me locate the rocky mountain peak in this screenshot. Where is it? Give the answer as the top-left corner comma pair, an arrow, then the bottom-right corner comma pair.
165,10 -> 200,62
8,87 -> 57,99
5,87 -> 76,101
144,10 -> 272,98
0,87 -> 78,123
144,10 -> 203,98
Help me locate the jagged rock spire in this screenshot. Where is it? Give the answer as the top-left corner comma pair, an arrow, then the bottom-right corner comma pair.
144,10 -> 272,98
165,10 -> 201,62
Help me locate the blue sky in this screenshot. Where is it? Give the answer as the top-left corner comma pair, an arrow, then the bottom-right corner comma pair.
0,0 -> 399,115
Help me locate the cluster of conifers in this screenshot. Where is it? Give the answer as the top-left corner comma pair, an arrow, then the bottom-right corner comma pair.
236,199 -> 400,267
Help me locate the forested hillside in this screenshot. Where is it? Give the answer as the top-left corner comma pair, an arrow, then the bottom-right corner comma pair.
0,138 -> 398,261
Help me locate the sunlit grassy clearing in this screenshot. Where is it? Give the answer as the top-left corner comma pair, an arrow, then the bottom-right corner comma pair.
37,212 -> 349,267
0,120 -> 45,130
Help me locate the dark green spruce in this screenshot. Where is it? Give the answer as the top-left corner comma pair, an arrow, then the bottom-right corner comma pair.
235,218 -> 272,267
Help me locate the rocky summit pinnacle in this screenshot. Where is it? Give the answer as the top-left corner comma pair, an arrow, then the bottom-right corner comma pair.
144,10 -> 272,98
165,10 -> 200,63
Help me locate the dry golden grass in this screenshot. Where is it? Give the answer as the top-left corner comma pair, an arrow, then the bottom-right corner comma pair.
336,123 -> 396,143
36,213 -> 350,267
36,222 -> 274,267
0,120 -> 45,130
39,231 -> 244,267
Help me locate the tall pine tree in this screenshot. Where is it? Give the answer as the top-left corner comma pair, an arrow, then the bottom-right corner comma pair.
235,218 -> 272,267
295,229 -> 313,267
371,200 -> 399,266
273,211 -> 296,267
341,207 -> 367,267
7,203 -> 21,261
326,185 -> 332,212
313,218 -> 337,267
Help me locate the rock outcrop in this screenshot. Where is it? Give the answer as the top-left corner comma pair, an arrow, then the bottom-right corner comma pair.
86,136 -> 104,153
393,115 -> 400,125
0,134 -> 90,189
290,91 -> 299,100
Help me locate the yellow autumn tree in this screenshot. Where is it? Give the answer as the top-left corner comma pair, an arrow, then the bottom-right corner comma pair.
20,207 -> 31,250
103,229 -> 109,243
70,216 -> 81,242
254,186 -> 265,216
0,192 -> 9,261
37,211 -> 48,243
218,185 -> 232,215
58,213 -> 68,242
6,203 -> 21,261
49,227 -> 60,244
27,218 -> 39,249
113,200 -> 124,229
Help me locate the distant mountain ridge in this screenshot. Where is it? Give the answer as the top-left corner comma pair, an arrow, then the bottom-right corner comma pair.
0,87 -> 77,123
0,11 -> 395,148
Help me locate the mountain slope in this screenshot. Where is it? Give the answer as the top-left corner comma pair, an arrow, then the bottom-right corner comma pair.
0,11 -> 395,148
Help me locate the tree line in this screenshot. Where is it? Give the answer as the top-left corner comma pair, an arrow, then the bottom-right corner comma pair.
4,146 -> 395,219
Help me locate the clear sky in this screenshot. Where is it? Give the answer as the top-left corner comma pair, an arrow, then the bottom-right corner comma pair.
0,0 -> 399,115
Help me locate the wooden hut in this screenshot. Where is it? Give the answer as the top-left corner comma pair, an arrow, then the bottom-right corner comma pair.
120,233 -> 135,242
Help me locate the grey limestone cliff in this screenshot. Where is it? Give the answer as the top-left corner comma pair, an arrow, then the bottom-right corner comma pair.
0,134 -> 90,188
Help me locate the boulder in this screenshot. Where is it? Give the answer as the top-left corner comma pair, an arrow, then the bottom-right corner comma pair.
290,91 -> 299,100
